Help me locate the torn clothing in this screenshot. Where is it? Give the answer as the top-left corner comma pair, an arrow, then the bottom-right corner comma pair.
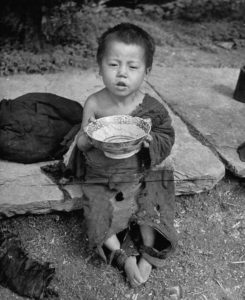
69,94 -> 177,268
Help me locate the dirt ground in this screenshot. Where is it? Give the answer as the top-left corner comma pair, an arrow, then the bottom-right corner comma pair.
0,19 -> 245,300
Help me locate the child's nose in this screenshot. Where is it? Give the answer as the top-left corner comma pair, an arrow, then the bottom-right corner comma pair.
117,65 -> 127,77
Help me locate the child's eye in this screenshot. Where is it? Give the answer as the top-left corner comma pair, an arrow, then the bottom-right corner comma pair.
130,66 -> 138,69
109,63 -> 118,67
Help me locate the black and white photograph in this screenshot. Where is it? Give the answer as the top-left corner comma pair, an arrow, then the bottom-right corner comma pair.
0,1 -> 245,299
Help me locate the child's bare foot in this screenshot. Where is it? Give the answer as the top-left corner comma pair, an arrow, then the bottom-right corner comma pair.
124,256 -> 144,287
138,256 -> 152,283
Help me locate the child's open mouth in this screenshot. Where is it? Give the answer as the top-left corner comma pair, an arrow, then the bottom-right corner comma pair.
116,81 -> 127,87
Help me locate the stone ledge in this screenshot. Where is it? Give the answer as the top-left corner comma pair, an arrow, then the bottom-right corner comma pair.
148,67 -> 245,177
145,85 -> 225,195
0,69 -> 226,218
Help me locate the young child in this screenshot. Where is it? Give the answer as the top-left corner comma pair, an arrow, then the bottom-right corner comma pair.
76,23 -> 177,287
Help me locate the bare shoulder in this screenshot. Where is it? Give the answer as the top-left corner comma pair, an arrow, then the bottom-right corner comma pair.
82,89 -> 106,126
84,93 -> 97,109
84,89 -> 105,109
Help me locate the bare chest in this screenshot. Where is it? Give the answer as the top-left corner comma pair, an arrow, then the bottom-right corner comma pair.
97,102 -> 139,118
96,95 -> 144,118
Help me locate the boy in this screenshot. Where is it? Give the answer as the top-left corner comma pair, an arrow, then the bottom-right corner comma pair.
76,23 -> 177,287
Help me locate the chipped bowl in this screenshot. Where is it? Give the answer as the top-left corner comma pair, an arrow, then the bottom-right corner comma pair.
85,115 -> 151,159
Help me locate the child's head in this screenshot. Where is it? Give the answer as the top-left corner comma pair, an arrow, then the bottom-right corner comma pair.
97,23 -> 155,72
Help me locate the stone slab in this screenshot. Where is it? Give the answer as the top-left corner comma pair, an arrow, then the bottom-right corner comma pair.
143,85 -> 225,195
148,67 -> 245,177
0,160 -> 83,218
0,69 -> 225,218
0,69 -> 103,106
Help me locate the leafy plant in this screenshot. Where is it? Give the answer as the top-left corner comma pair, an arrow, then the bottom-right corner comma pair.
0,0 -> 244,76
157,0 -> 245,21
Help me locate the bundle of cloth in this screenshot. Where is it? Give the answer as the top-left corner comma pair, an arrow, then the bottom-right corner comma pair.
237,142 -> 245,162
0,230 -> 57,299
0,92 -> 83,163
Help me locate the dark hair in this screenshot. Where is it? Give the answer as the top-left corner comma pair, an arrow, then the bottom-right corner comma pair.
96,23 -> 155,71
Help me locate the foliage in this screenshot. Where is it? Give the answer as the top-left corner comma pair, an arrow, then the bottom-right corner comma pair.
0,4 -> 133,76
0,0 -> 245,76
137,0 -> 245,21
176,0 -> 245,21
0,45 -> 94,76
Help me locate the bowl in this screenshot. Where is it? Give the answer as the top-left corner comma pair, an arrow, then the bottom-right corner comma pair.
85,115 -> 151,159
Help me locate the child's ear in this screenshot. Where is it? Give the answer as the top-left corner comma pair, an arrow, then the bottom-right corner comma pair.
98,65 -> 103,76
146,67 -> 151,74
145,67 -> 151,77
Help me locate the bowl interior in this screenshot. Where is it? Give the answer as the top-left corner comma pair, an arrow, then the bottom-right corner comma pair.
86,115 -> 151,144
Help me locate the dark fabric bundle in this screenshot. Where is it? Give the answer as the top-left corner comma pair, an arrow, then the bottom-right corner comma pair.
233,65 -> 245,103
0,231 -> 57,299
0,93 -> 83,163
237,142 -> 245,162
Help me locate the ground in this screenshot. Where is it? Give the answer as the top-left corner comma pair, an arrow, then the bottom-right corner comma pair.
0,17 -> 245,300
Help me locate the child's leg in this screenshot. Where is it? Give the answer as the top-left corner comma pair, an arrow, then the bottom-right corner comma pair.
138,224 -> 155,282
103,234 -> 144,287
103,234 -> 120,251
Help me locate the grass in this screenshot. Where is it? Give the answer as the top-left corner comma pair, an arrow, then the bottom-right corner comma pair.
0,173 -> 244,300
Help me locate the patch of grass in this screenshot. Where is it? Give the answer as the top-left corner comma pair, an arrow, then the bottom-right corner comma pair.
0,174 -> 244,300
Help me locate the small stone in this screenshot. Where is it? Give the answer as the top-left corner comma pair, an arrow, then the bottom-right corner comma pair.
216,41 -> 234,50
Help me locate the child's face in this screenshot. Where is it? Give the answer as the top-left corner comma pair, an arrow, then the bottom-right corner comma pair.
99,40 -> 148,98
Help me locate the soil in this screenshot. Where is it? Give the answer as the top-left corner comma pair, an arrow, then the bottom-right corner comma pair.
0,17 -> 245,300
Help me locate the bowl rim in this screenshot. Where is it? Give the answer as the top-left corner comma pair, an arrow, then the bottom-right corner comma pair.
85,115 -> 151,144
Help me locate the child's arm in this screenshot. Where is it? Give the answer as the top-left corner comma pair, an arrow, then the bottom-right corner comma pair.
149,107 -> 174,165
76,96 -> 97,152
138,97 -> 175,167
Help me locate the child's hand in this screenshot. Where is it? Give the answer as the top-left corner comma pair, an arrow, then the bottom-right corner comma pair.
77,129 -> 93,152
142,118 -> 152,148
83,116 -> 97,133
79,116 -> 97,151
142,134 -> 153,148
88,116 -> 96,123
144,118 -> 152,126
